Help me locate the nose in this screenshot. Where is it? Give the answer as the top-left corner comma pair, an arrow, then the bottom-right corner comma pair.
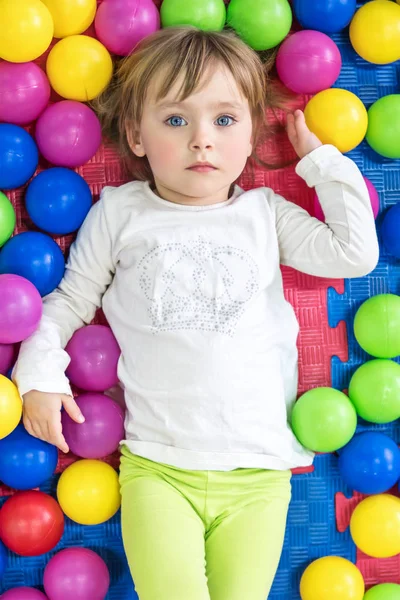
189,121 -> 214,152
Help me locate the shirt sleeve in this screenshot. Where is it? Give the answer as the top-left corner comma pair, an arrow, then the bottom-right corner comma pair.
275,144 -> 379,278
13,189 -> 116,397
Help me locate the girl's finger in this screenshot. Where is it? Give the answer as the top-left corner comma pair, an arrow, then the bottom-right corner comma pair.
294,110 -> 309,135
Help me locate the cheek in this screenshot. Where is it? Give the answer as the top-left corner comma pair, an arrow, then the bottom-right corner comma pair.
145,132 -> 182,168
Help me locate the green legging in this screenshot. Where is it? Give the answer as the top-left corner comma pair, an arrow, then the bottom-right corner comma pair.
120,445 -> 292,600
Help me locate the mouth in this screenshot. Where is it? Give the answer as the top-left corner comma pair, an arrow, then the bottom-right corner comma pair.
186,162 -> 217,173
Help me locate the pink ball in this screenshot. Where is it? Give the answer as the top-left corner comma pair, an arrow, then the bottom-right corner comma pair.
0,342 -> 17,375
276,30 -> 342,95
65,325 -> 121,391
62,392 -> 125,458
95,0 -> 160,56
0,62 -> 50,125
43,548 -> 110,600
0,589 -> 48,600
314,176 -> 380,221
35,101 -> 102,168
0,274 -> 42,344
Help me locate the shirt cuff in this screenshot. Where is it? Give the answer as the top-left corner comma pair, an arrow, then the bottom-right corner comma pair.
14,377 -> 73,399
295,144 -> 343,187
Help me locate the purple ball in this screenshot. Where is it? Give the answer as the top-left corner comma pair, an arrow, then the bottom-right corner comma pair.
1,589 -> 48,600
0,274 -> 42,344
0,62 -> 50,126
43,548 -> 110,600
62,392 -> 125,458
95,0 -> 160,56
276,30 -> 342,94
35,101 -> 102,168
0,342 -> 17,375
65,325 -> 121,391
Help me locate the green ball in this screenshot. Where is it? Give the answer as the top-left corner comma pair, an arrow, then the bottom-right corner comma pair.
354,294 -> 400,358
227,0 -> 292,50
348,359 -> 400,423
291,387 -> 357,453
364,583 -> 400,600
161,0 -> 226,30
366,95 -> 400,159
0,191 -> 15,247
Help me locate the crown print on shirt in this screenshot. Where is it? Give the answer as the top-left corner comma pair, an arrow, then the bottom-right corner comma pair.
137,236 -> 260,336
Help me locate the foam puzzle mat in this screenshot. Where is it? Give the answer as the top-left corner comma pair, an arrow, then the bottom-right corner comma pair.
1,1 -> 400,598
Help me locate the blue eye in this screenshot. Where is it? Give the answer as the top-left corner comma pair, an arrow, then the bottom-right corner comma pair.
216,115 -> 235,127
166,116 -> 187,127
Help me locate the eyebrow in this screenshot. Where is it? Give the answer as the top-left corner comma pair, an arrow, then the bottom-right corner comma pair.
156,100 -> 245,111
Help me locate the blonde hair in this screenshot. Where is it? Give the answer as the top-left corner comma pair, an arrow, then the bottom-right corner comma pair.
93,26 -> 288,182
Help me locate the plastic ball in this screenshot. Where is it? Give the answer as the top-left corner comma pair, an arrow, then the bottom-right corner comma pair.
0,490 -> 64,556
57,459 -> 121,525
0,423 -> 58,490
0,588 -> 48,600
0,62 -> 50,126
364,584 -> 400,600
350,494 -> 400,558
0,343 -> 17,376
26,168 -> 92,236
291,387 -> 357,453
0,375 -> 22,440
42,0 -> 97,38
95,0 -> 160,56
0,540 -> 7,579
0,232 -> 65,297
382,202 -> 400,258
0,124 -> 38,190
0,0 -> 54,63
300,556 -> 364,600
0,191 -> 16,247
46,35 -> 113,102
276,31 -> 341,95
161,0 -> 226,31
348,359 -> 400,423
227,0 -> 292,51
293,0 -> 356,34
0,274 -> 42,344
350,0 -> 400,65
35,101 -> 102,168
338,432 -> 400,495
304,89 -> 368,154
366,95 -> 400,159
314,176 -> 379,222
354,294 -> 400,358
43,548 -> 110,600
65,325 -> 121,392
62,393 -> 125,459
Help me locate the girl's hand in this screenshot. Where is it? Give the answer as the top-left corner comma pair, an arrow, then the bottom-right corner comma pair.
286,109 -> 323,160
23,390 -> 85,453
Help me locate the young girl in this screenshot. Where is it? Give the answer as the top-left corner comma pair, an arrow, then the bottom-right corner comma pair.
14,27 -> 378,600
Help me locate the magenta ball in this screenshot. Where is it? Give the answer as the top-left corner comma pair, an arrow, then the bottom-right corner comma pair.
0,62 -> 50,126
0,274 -> 42,344
276,30 -> 342,94
62,392 -> 125,458
65,325 -> 120,391
0,589 -> 48,600
95,0 -> 160,56
43,548 -> 110,600
35,101 -> 102,168
314,176 -> 379,221
0,342 -> 17,375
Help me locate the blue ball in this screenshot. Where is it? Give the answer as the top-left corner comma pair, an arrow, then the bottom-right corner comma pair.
0,124 -> 39,190
293,0 -> 356,33
0,231 -> 65,297
0,540 -> 7,578
0,423 -> 58,491
338,431 -> 400,494
381,203 -> 400,259
26,167 -> 92,235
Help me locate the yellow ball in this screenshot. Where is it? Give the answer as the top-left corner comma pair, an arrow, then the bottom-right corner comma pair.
304,88 -> 368,153
350,494 -> 400,558
0,0 -> 54,63
46,35 -> 113,101
41,0 -> 97,39
0,375 -> 22,440
57,459 -> 121,525
300,556 -> 365,600
350,0 -> 400,65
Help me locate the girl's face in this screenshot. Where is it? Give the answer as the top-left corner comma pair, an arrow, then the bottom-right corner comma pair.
130,64 -> 253,206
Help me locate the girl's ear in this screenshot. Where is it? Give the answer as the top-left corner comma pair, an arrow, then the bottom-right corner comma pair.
126,126 -> 146,157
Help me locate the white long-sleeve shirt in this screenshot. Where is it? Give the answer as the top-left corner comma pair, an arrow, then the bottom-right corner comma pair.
13,145 -> 379,471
